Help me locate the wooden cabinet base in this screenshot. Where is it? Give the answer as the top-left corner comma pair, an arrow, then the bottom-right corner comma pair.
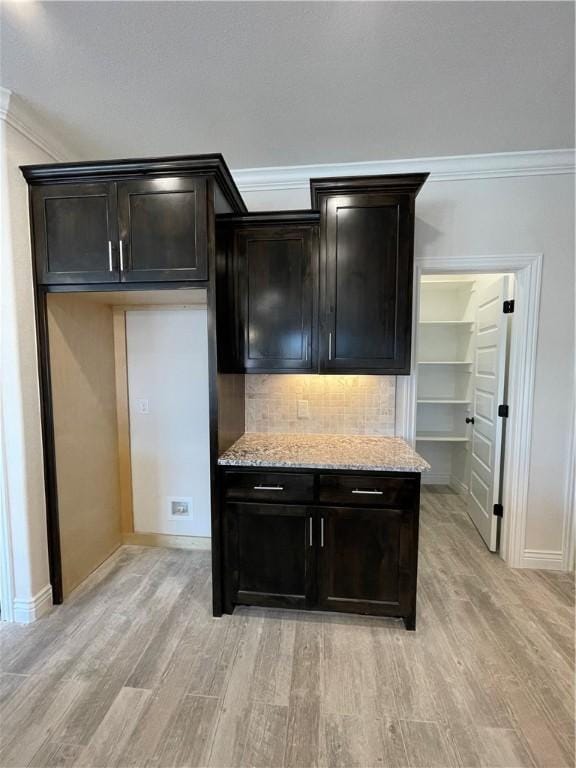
220,467 -> 420,630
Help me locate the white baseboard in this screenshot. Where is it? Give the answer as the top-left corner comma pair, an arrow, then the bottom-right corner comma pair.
520,549 -> 565,571
12,584 -> 53,623
450,476 -> 469,495
422,473 -> 451,485
122,532 -> 211,551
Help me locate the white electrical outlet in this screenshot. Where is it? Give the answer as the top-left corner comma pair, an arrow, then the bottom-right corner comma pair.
297,399 -> 309,419
167,497 -> 193,520
136,398 -> 150,415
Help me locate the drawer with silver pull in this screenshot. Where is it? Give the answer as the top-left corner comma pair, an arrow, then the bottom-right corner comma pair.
224,471 -> 314,503
318,474 -> 418,508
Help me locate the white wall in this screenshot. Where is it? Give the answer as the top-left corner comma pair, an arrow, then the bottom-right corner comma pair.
240,169 -> 575,567
1,114 -> 55,620
126,308 -> 211,538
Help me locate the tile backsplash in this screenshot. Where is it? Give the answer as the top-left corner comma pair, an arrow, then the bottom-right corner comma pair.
245,375 -> 396,435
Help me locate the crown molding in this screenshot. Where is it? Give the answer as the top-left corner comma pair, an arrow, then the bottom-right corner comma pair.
0,87 -> 75,163
232,149 -> 576,193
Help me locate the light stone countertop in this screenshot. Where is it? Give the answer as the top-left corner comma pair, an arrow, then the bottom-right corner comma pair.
218,432 -> 430,473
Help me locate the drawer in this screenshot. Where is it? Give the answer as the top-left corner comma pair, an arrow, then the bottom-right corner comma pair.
318,474 -> 418,508
224,471 -> 314,503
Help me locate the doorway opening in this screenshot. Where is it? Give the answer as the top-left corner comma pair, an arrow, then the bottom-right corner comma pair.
415,274 -> 514,553
395,252 -> 543,569
45,289 -> 210,600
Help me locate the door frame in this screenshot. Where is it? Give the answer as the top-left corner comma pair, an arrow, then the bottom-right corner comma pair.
396,252 -> 544,569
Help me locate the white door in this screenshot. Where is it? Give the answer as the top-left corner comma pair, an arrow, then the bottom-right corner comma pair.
467,276 -> 511,551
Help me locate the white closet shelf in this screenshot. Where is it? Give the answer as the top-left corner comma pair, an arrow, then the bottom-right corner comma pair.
418,320 -> 474,326
421,279 -> 474,286
416,434 -> 470,442
417,398 -> 471,404
418,361 -> 473,366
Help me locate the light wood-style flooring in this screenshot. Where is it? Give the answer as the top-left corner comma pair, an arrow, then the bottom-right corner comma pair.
0,487 -> 573,768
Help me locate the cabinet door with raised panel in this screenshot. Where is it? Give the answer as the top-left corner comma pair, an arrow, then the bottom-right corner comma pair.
320,193 -> 413,374
317,506 -> 417,625
31,183 -> 119,285
225,503 -> 314,610
117,177 -> 207,282
236,226 -> 317,371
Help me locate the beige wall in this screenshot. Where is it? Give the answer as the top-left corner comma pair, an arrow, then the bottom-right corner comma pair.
48,295 -> 122,596
246,374 -> 395,436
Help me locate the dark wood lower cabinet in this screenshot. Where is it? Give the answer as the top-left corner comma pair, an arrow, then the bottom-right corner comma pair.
317,506 -> 417,629
221,468 -> 420,630
225,503 -> 313,610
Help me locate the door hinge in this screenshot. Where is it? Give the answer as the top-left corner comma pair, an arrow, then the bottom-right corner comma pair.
498,404 -> 509,418
503,299 -> 515,314
493,503 -> 504,518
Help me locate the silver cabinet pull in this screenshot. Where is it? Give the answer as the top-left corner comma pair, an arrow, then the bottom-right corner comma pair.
253,484 -> 284,491
119,240 -> 125,271
304,335 -> 308,362
108,241 -> 113,272
309,517 -> 313,547
352,489 -> 384,495
320,517 -> 325,547
328,332 -> 333,360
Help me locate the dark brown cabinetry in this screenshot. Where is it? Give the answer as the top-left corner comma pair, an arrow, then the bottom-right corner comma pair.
317,506 -> 417,626
32,177 -> 207,284
311,174 -> 428,375
226,503 -> 313,609
31,183 -> 119,285
117,177 -> 207,282
219,174 -> 427,376
221,467 -> 420,629
24,155 -> 246,287
217,212 -> 319,372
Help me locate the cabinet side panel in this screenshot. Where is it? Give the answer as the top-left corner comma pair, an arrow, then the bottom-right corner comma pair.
47,294 -> 122,597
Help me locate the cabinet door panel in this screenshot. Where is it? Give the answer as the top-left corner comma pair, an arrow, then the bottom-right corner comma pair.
31,183 -> 119,284
226,503 -> 313,609
238,227 -> 316,371
321,193 -> 412,373
317,506 -> 416,619
118,177 -> 207,281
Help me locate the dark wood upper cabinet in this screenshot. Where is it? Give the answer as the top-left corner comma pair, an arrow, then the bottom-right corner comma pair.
311,174 -> 428,375
117,177 -> 208,282
30,183 -> 119,285
22,155 -> 246,286
217,212 -> 319,373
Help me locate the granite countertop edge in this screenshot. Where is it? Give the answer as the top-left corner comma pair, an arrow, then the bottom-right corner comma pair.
217,433 -> 430,473
218,457 -> 427,472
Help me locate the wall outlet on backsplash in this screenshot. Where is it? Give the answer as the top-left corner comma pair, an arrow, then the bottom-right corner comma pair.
297,400 -> 310,419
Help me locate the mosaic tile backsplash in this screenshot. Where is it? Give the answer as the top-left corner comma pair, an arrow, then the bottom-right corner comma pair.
245,375 -> 396,436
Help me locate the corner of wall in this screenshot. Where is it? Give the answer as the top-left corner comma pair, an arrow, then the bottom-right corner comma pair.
12,583 -> 53,624
0,88 -> 76,622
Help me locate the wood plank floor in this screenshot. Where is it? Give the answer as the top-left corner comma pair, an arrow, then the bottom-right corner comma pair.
1,487 -> 573,768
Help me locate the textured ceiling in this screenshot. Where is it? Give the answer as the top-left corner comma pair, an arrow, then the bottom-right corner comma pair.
1,1 -> 574,167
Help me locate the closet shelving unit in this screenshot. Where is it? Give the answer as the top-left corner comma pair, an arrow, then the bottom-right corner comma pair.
416,278 -> 476,489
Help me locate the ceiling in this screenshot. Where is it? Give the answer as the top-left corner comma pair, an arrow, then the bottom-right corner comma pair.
1,1 -> 574,168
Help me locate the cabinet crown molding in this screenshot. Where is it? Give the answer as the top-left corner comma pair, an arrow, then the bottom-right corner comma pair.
310,172 -> 429,208
20,153 -> 247,213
